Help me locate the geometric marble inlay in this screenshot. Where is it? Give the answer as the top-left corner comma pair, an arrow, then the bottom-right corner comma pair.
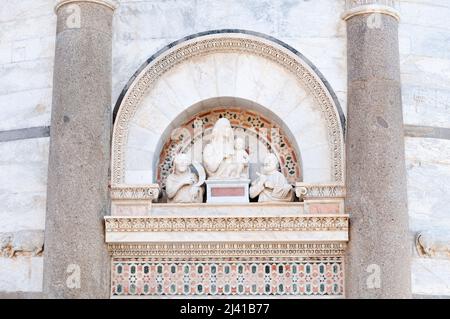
111,257 -> 344,298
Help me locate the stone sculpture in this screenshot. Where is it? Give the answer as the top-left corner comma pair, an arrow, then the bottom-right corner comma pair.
203,118 -> 241,180
250,153 -> 293,202
416,230 -> 450,259
222,137 -> 249,179
166,153 -> 204,203
0,230 -> 44,257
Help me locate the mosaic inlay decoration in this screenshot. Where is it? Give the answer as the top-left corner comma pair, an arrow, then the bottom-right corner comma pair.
157,108 -> 301,191
112,257 -> 344,297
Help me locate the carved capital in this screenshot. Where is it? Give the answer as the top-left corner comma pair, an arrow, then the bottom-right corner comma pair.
342,0 -> 400,21
55,0 -> 118,12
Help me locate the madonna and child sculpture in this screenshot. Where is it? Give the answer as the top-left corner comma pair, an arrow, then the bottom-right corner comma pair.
202,118 -> 249,180
165,117 -> 293,203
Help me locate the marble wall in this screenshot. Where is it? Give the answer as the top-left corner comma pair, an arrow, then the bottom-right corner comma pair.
0,0 -> 55,294
399,0 -> 450,297
0,0 -> 449,297
112,0 -> 348,112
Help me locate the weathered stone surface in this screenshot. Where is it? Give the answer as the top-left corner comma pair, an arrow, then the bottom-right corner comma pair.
0,0 -> 55,132
43,1 -> 114,298
345,13 -> 411,298
0,138 -> 49,233
416,229 -> 450,259
400,1 -> 450,129
0,257 -> 43,293
0,230 -> 44,257
412,258 -> 450,296
405,138 -> 450,233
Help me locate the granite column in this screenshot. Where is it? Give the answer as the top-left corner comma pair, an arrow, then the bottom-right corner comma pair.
43,0 -> 116,298
343,1 -> 412,298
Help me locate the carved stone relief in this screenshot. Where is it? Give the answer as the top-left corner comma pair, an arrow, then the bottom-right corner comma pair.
0,230 -> 44,257
416,230 -> 450,259
112,34 -> 345,186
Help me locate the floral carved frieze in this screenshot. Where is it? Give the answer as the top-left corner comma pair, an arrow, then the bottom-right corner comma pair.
104,216 -> 349,233
107,242 -> 347,257
110,185 -> 160,201
295,183 -> 346,200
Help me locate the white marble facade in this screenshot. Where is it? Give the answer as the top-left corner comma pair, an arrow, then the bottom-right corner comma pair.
1,0 -> 450,297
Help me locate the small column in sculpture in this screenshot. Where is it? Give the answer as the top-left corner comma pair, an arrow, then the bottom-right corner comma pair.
250,153 -> 293,202
166,154 -> 204,203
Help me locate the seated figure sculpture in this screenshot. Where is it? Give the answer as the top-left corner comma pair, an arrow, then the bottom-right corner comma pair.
203,118 -> 239,179
166,153 -> 204,203
250,153 -> 293,202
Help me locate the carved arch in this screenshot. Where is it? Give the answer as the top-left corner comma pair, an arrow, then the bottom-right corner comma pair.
112,30 -> 346,186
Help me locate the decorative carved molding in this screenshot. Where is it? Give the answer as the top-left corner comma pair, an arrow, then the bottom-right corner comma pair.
295,183 -> 346,200
110,185 -> 160,201
104,216 -> 349,233
112,34 -> 345,186
343,0 -> 400,21
107,242 -> 347,257
55,0 -> 118,12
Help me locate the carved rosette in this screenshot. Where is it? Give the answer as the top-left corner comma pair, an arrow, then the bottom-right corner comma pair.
343,0 -> 400,21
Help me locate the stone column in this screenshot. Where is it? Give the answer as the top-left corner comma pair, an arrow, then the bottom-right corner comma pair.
43,0 -> 116,298
343,1 -> 411,298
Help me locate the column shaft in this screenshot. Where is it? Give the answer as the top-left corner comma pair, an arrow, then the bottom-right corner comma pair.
344,9 -> 412,298
43,1 -> 115,298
